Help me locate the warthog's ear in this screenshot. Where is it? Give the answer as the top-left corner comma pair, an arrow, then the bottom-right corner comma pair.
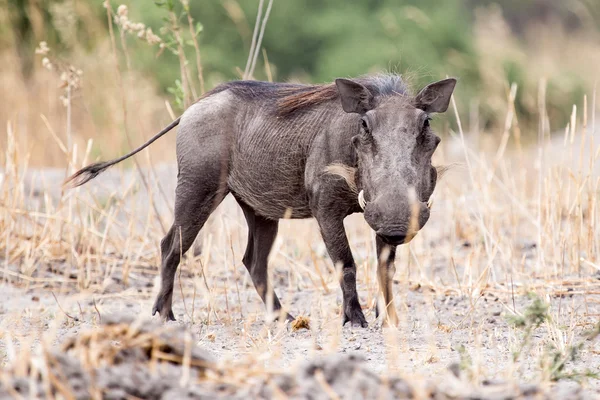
335,78 -> 375,114
415,78 -> 457,113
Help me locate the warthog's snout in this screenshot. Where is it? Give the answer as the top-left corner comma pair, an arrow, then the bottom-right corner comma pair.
365,198 -> 431,245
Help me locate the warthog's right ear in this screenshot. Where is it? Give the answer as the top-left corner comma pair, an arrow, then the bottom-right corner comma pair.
335,78 -> 375,114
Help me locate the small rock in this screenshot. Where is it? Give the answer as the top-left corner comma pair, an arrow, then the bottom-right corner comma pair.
448,363 -> 461,378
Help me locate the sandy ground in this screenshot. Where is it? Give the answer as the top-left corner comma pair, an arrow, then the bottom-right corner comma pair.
1,254 -> 599,397
1,128 -> 600,398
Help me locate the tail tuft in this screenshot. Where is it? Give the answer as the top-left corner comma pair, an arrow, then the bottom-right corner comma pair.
62,117 -> 180,190
63,161 -> 113,188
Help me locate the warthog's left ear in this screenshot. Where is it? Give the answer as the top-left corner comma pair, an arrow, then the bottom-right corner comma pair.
335,78 -> 375,114
415,78 -> 457,113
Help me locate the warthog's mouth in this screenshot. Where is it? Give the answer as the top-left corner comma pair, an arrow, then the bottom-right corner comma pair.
378,231 -> 418,246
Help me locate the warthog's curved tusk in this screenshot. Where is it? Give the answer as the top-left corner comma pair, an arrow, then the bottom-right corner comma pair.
427,198 -> 433,209
358,190 -> 366,210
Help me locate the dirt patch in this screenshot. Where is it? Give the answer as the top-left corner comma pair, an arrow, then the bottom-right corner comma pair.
1,130 -> 600,399
0,314 -> 590,399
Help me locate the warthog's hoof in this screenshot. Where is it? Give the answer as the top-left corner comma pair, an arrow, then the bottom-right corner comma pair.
282,313 -> 296,323
270,311 -> 295,323
343,304 -> 368,328
152,298 -> 176,322
374,302 -> 399,327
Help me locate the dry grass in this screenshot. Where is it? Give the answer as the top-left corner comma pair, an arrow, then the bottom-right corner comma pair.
1,314 -> 567,398
0,2 -> 600,399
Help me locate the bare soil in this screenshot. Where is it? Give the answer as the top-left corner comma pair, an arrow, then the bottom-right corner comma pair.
1,130 -> 599,398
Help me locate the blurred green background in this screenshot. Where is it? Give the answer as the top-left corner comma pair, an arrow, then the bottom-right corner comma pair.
2,0 -> 600,165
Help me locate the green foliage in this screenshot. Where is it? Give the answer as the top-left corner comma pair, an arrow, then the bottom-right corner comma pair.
109,0 -> 595,130
166,79 -> 185,110
457,344 -> 474,377
507,295 -> 600,383
154,0 -> 175,12
506,294 -> 550,365
506,293 -> 549,329
115,0 -> 481,115
8,0 -> 600,130
544,322 -> 600,382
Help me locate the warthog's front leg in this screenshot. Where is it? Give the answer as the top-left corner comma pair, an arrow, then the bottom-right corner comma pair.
316,215 -> 367,328
375,236 -> 399,327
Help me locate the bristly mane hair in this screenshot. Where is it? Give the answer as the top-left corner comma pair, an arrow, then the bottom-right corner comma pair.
277,74 -> 409,116
206,74 -> 410,117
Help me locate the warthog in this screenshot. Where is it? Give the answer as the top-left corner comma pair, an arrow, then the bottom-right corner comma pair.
66,73 -> 456,327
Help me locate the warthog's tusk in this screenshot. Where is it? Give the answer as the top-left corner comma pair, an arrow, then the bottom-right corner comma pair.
427,198 -> 433,209
358,190 -> 366,210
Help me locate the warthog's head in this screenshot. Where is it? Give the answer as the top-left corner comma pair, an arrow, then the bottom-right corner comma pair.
335,77 -> 456,246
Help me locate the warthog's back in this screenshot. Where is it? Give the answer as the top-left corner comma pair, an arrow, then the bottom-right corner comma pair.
181,81 -> 343,220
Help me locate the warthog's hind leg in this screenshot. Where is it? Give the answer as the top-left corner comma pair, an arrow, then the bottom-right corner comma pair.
152,222 -> 203,321
237,199 -> 294,322
152,172 -> 228,322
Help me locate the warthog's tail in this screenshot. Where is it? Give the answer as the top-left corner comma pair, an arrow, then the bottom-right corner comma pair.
63,117 -> 181,188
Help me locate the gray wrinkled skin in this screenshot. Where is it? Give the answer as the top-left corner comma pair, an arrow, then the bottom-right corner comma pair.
68,74 -> 457,327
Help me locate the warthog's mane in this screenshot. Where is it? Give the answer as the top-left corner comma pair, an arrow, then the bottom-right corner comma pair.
278,74 -> 410,116
205,74 -> 410,116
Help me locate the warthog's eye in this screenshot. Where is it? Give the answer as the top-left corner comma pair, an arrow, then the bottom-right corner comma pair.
360,117 -> 370,134
418,117 -> 432,144
423,117 -> 431,130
